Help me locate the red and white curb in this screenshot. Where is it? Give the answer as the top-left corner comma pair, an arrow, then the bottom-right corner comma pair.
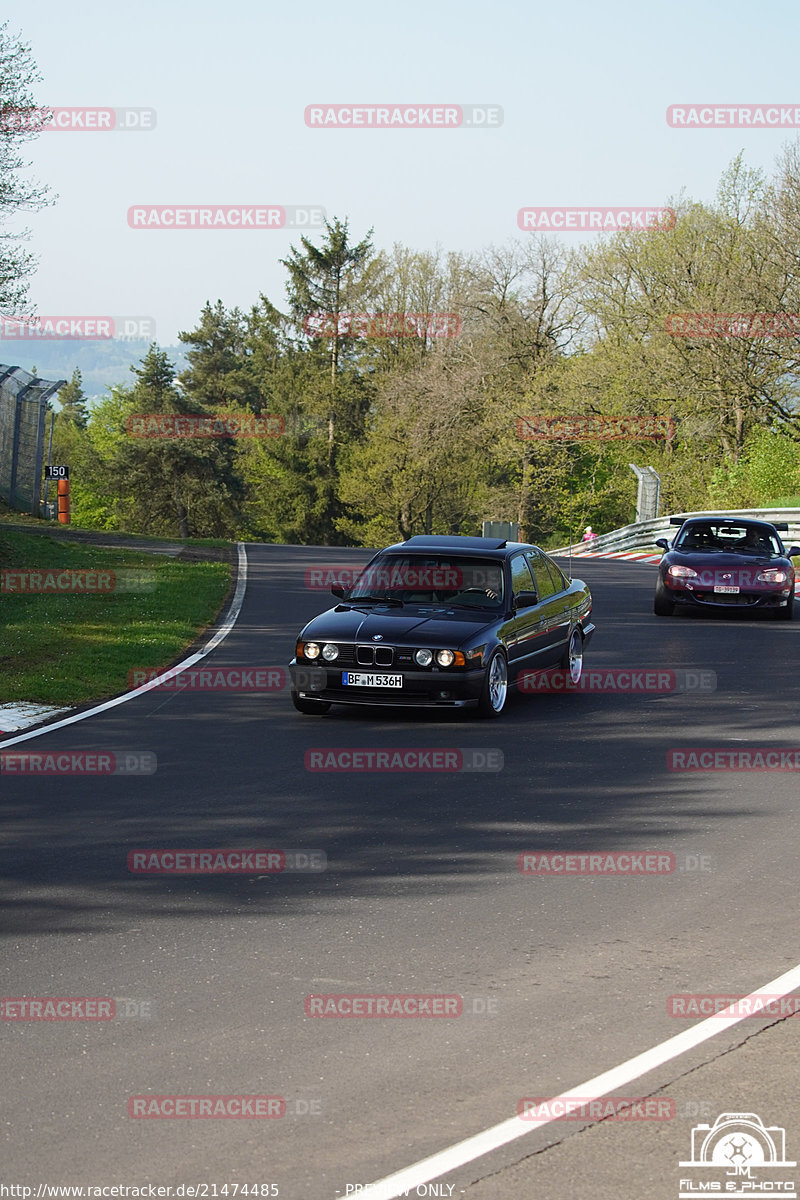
554,549 -> 661,563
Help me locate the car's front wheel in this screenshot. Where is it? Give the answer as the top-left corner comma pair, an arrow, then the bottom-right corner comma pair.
477,650 -> 508,718
653,582 -> 675,616
291,690 -> 332,715
561,626 -> 584,683
774,593 -> 795,621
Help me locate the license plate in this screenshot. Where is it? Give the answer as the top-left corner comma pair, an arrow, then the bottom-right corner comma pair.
342,672 -> 403,688
714,585 -> 740,594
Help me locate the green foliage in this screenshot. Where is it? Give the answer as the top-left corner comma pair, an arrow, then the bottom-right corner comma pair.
55,367 -> 88,428
109,346 -> 244,538
0,22 -> 53,314
33,145 -> 800,547
709,427 -> 800,507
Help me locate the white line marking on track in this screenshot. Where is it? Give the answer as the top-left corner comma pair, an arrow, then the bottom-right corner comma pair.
354,961 -> 800,1200
0,543 -> 248,748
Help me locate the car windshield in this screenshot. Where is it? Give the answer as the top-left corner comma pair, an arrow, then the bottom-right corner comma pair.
674,523 -> 783,557
346,555 -> 505,609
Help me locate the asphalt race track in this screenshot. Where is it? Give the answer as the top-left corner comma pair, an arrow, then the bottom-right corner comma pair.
3,544 -> 800,1198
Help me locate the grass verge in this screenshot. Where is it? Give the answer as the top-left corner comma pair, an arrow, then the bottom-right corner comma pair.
0,531 -> 231,706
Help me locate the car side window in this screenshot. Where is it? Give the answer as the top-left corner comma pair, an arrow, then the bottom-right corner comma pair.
541,552 -> 567,595
526,551 -> 557,600
510,553 -> 535,597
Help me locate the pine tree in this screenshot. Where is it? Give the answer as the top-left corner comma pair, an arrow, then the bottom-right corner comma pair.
56,368 -> 89,429
178,300 -> 262,411
281,216 -> 376,465
112,345 -> 244,538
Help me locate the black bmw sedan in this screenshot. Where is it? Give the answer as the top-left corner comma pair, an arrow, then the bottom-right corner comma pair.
654,516 -> 800,619
289,534 -> 595,718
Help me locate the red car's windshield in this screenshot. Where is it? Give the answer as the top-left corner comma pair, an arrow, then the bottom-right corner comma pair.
674,523 -> 783,556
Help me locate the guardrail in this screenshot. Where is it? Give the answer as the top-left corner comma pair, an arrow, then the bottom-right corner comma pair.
553,508 -> 800,557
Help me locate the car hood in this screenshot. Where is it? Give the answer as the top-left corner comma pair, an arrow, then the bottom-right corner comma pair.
300,605 -> 495,644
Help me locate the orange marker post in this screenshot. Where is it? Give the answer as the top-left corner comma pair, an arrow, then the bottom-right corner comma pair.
57,476 -> 70,524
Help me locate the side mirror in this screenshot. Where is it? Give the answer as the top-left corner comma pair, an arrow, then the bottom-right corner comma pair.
787,547 -> 800,559
515,590 -> 538,609
655,538 -> 669,551
331,584 -> 346,599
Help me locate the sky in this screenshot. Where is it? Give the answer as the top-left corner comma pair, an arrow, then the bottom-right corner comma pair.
5,0 -> 800,351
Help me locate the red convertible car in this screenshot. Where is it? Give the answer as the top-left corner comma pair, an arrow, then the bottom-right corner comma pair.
654,516 -> 800,619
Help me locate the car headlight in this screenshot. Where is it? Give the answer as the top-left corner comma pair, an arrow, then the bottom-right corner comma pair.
415,648 -> 433,666
436,649 -> 455,667
321,643 -> 339,661
303,641 -> 320,660
756,569 -> 787,583
667,565 -> 698,579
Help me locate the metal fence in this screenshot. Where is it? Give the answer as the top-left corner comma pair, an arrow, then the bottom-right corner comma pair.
555,508 -> 800,557
0,365 -> 65,514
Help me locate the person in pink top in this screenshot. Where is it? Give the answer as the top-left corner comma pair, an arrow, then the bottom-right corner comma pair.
582,526 -> 597,542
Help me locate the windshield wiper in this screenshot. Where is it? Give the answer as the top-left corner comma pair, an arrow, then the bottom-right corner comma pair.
345,594 -> 404,608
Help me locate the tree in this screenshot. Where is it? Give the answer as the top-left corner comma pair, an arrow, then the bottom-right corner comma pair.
111,345 -> 244,538
0,23 -> 53,315
337,345 -> 493,545
56,368 -> 88,428
281,216 -> 377,466
178,300 -> 262,411
576,164 -> 796,462
365,243 -> 472,372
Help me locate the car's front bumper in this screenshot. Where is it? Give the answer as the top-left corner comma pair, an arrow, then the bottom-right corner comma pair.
290,660 -> 486,708
665,585 -> 791,609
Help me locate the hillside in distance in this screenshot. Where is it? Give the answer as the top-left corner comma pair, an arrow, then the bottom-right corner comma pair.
0,338 -> 189,404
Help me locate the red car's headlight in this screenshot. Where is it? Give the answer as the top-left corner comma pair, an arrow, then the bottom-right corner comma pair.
756,569 -> 788,583
667,565 -> 698,579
